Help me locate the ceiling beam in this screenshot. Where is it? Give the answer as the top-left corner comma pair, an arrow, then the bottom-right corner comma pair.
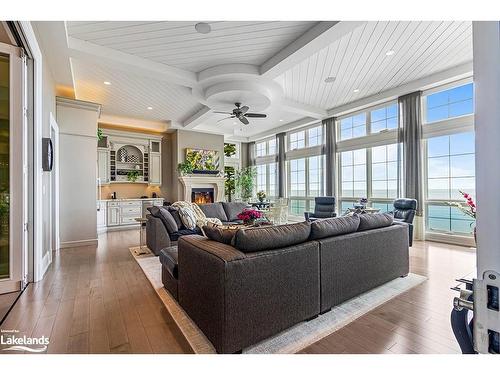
182,105 -> 214,129
260,21 -> 365,79
279,98 -> 328,119
67,36 -> 198,88
328,62 -> 473,117
32,21 -> 75,90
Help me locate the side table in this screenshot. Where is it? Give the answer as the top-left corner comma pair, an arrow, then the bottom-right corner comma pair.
134,217 -> 149,255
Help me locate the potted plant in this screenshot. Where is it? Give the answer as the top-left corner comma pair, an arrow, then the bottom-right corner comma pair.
237,208 -> 263,226
235,166 -> 256,202
257,190 -> 266,203
447,190 -> 477,242
224,143 -> 237,158
224,166 -> 236,202
127,170 -> 140,182
177,161 -> 193,176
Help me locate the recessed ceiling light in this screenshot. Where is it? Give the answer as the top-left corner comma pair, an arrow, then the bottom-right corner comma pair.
385,50 -> 395,56
353,89 -> 360,93
233,122 -> 237,125
103,81 -> 111,85
147,106 -> 153,110
195,22 -> 211,34
324,76 -> 336,83
279,119 -> 283,122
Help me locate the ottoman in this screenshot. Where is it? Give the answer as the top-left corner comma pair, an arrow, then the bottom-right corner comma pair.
159,246 -> 179,300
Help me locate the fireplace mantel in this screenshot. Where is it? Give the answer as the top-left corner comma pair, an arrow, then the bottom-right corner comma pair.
178,175 -> 225,202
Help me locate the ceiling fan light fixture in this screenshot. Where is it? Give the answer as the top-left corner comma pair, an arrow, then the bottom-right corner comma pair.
195,22 -> 211,34
324,76 -> 336,83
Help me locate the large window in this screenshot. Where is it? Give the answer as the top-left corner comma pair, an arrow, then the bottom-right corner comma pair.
288,125 -> 323,150
339,113 -> 366,140
256,138 -> 276,157
340,149 -> 367,198
371,144 -> 398,198
370,104 -> 398,133
423,81 -> 475,238
288,155 -> 325,216
256,163 -> 277,198
426,83 -> 473,123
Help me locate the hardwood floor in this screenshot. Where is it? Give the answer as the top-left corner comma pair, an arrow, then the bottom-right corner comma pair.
300,240 -> 476,354
0,230 -> 192,354
0,230 -> 475,354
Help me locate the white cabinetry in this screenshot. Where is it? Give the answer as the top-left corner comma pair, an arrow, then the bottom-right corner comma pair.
97,148 -> 110,184
107,203 -> 120,226
149,153 -> 161,185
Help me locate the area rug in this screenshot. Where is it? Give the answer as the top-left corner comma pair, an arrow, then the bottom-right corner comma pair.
130,248 -> 426,354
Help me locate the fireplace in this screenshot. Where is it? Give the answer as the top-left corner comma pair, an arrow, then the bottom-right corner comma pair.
191,188 -> 215,204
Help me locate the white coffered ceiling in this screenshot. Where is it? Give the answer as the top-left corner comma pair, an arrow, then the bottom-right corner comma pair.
35,21 -> 473,140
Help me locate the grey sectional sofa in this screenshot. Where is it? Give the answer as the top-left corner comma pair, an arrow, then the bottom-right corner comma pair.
160,213 -> 410,353
146,202 -> 249,255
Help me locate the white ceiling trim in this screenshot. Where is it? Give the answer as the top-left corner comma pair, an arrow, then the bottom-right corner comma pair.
182,105 -> 214,129
67,36 -> 197,88
260,21 -> 365,79
279,98 -> 327,119
99,114 -> 170,132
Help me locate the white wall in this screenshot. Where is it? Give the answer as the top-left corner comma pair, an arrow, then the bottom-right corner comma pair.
56,98 -> 100,248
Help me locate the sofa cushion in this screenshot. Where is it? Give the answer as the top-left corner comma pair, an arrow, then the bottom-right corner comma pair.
198,203 -> 228,222
169,228 -> 202,242
167,206 -> 184,229
232,222 -> 311,253
149,206 -> 178,234
222,202 -> 249,221
203,225 -> 239,245
358,212 -> 394,231
309,215 -> 360,240
159,247 -> 178,279
178,206 -> 197,230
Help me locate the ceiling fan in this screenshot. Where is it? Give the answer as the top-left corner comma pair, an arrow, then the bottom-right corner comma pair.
214,102 -> 267,125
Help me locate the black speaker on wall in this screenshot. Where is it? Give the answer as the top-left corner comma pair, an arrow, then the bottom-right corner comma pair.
42,138 -> 53,172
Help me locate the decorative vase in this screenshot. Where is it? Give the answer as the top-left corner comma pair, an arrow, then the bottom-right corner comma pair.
244,219 -> 255,226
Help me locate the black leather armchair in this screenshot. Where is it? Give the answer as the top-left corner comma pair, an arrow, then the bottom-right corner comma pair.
390,198 -> 417,246
304,197 -> 337,222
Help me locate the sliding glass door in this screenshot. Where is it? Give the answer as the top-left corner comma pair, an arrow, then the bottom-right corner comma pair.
0,42 -> 25,296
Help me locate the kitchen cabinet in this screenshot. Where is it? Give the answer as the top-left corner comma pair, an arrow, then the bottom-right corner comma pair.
97,148 -> 110,184
107,203 -> 120,226
149,153 -> 161,185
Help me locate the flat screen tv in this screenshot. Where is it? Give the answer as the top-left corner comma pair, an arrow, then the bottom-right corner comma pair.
185,148 -> 220,174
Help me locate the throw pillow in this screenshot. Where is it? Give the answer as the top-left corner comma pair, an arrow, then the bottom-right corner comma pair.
203,225 -> 239,245
178,206 -> 197,230
309,214 -> 360,240
149,206 -> 178,234
167,206 -> 184,229
358,212 -> 394,231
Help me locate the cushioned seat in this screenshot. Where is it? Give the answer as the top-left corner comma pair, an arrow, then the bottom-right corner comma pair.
159,247 -> 179,299
169,228 -> 202,242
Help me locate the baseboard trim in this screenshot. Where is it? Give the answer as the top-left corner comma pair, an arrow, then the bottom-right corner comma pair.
60,239 -> 98,249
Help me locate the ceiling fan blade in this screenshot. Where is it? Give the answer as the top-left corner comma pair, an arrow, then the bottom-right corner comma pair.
245,113 -> 267,118
239,116 -> 249,125
217,116 -> 235,123
240,105 -> 249,114
213,111 -> 233,115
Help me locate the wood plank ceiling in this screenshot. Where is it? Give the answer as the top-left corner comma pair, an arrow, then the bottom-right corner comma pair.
66,21 -> 473,136
66,21 -> 318,72
275,21 -> 472,110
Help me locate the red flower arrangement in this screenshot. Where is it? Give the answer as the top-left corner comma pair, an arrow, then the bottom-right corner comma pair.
237,208 -> 263,224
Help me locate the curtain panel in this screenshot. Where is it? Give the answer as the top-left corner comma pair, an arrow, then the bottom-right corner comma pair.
398,91 -> 423,216
247,141 -> 256,167
323,117 -> 337,197
276,132 -> 286,198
